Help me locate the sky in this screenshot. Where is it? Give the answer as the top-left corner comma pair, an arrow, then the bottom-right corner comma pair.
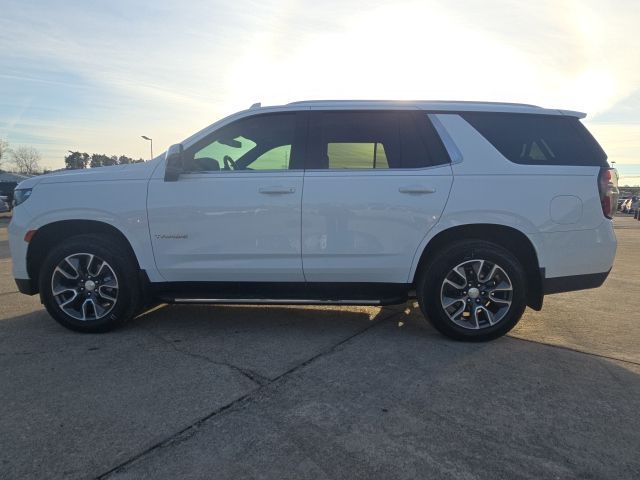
1,0 -> 639,185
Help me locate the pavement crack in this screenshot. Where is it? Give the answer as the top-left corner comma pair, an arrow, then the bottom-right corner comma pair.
141,326 -> 269,386
96,307 -> 402,479
268,307 -> 403,384
95,391 -> 256,480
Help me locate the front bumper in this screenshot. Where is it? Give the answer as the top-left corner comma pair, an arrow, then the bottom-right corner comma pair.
9,204 -> 38,296
8,205 -> 31,280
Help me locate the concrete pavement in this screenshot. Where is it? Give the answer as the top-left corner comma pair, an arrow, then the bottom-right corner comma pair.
1,215 -> 638,479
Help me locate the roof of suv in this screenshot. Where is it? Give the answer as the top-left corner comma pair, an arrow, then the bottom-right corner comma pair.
282,100 -> 585,118
182,100 -> 586,149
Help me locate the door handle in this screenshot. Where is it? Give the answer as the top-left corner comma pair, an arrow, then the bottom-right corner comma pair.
258,186 -> 296,194
398,186 -> 436,194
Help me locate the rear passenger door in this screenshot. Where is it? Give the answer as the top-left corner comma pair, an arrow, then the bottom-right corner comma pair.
301,110 -> 453,283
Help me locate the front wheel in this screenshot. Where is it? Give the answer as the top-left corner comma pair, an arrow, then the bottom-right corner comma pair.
39,234 -> 141,333
417,240 -> 527,341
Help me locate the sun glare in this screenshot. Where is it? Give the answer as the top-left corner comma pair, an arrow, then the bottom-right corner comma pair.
223,0 -> 631,119
225,3 -> 540,108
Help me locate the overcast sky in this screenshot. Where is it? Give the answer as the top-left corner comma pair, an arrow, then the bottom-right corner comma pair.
1,0 -> 639,184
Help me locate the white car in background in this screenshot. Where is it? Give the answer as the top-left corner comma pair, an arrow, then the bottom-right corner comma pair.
8,100 -> 618,341
0,196 -> 10,213
620,196 -> 638,214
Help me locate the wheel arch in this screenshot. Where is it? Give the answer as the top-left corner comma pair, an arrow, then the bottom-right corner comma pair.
26,220 -> 141,294
412,223 -> 544,310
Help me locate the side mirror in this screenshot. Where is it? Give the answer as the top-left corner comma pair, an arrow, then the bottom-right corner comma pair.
164,144 -> 184,182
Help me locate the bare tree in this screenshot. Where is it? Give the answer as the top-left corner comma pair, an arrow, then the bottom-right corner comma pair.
11,146 -> 41,175
0,138 -> 9,170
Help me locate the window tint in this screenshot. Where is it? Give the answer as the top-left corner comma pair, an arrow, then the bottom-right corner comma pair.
186,113 -> 296,172
194,136 -> 256,170
406,113 -> 451,167
461,113 -> 608,166
308,111 -> 445,169
313,112 -> 399,169
327,142 -> 389,169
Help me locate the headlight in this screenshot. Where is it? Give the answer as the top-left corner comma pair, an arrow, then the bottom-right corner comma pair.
13,188 -> 33,207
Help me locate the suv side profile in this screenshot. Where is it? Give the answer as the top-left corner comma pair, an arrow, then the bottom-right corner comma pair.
8,100 -> 618,341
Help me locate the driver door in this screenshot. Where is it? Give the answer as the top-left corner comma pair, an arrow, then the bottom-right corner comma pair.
147,112 -> 307,282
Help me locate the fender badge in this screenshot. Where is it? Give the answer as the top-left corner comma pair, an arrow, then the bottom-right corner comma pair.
155,234 -> 188,240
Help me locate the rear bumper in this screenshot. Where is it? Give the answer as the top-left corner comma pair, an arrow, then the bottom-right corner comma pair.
528,221 -> 616,279
542,270 -> 610,294
15,278 -> 38,295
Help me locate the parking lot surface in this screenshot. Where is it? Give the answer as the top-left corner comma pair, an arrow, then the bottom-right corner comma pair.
1,215 -> 639,479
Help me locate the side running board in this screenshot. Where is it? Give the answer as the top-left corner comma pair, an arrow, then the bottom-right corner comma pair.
160,297 -> 386,306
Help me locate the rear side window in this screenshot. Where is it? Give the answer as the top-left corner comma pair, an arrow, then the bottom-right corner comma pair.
307,111 -> 450,169
310,112 -> 400,169
327,142 -> 390,169
461,113 -> 607,166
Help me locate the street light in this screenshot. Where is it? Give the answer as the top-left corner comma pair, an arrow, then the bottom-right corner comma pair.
141,135 -> 153,160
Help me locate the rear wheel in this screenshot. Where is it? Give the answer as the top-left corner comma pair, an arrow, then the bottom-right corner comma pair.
39,234 -> 141,332
417,240 -> 527,341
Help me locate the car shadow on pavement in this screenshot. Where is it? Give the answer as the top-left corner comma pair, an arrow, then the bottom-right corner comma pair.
127,303 -> 405,381
1,302 -> 639,479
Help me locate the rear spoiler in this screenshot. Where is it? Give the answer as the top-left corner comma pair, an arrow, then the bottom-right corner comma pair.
557,109 -> 587,119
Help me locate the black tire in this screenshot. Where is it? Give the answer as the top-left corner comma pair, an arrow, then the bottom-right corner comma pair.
417,239 -> 527,341
39,233 -> 141,333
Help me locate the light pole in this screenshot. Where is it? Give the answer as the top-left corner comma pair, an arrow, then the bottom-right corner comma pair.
141,135 -> 153,160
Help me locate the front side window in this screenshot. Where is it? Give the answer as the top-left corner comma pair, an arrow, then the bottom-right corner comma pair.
252,145 -> 292,170
185,113 -> 297,172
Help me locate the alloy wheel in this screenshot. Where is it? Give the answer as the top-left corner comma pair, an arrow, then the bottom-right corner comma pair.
439,259 -> 513,330
51,253 -> 119,321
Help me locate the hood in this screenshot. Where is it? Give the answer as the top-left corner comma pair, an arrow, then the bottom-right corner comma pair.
16,157 -> 162,190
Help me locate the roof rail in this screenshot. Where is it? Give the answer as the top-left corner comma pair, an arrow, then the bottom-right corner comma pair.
287,99 -> 541,108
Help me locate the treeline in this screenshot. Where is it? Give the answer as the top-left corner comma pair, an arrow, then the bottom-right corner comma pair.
1,137 -> 145,175
65,152 -> 145,170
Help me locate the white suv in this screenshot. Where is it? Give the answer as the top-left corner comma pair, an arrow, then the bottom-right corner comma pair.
8,100 -> 618,341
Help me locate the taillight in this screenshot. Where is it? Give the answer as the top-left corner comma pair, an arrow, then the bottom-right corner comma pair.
598,167 -> 619,219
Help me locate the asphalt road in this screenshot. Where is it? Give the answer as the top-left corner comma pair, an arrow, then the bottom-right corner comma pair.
1,215 -> 638,479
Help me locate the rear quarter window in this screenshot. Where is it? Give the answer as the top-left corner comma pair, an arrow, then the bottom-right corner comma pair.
461,112 -> 608,167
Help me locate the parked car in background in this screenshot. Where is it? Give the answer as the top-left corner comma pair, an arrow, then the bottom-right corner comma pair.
618,197 -> 629,211
8,100 -> 618,341
0,197 -> 10,213
620,198 -> 630,213
620,197 -> 637,213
